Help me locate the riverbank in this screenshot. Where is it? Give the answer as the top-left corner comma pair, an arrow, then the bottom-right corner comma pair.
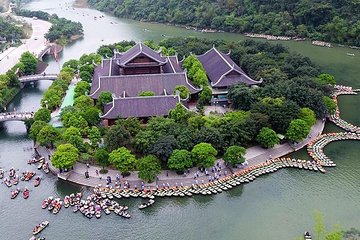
0,15 -> 51,74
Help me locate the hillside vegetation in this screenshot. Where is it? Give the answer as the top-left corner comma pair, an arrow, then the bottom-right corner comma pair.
87,0 -> 360,47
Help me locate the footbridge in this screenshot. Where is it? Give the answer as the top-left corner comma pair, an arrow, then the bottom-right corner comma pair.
0,112 -> 34,122
19,74 -> 58,87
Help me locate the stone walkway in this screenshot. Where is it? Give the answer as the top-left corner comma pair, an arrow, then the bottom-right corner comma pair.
36,119 -> 325,190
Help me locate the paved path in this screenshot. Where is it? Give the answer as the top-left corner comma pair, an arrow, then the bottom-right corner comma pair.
36,119 -> 325,189
0,15 -> 51,74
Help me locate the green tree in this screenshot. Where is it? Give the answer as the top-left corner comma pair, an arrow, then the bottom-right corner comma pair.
199,86 -> 212,105
34,108 -> 51,122
74,95 -> 94,110
323,96 -> 336,114
169,103 -> 189,123
19,51 -> 37,75
95,147 -> 109,171
298,107 -> 317,127
37,125 -> 59,147
79,71 -> 92,83
168,149 -> 192,172
256,127 -> 280,148
51,143 -> 79,169
104,124 -> 131,151
138,91 -> 155,97
62,126 -> 84,151
29,120 -> 47,142
174,85 -> 190,99
80,106 -> 100,126
286,119 -> 310,142
98,91 -> 113,107
191,142 -> 217,168
137,155 -> 161,182
74,81 -> 90,98
88,126 -> 102,147
227,84 -> 255,110
223,145 -> 246,166
148,135 -> 178,162
115,117 -> 141,137
108,147 -> 137,175
63,59 -> 79,69
317,73 -> 336,85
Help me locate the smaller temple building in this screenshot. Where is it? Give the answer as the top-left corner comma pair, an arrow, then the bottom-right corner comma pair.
197,47 -> 262,102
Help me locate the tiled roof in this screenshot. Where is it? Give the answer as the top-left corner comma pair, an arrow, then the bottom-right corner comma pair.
90,73 -> 200,99
162,56 -> 183,73
197,47 -> 261,87
101,95 -> 180,119
117,43 -> 167,66
90,59 -> 112,96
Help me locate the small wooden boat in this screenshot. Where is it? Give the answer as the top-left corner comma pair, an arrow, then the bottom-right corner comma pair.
4,179 -> 12,187
64,196 -> 70,208
9,168 -> 16,178
42,163 -> 49,174
13,176 -> 19,185
23,188 -> 29,199
32,221 -> 49,235
34,177 -> 41,187
139,199 -> 155,209
42,197 -> 53,209
11,188 -> 20,199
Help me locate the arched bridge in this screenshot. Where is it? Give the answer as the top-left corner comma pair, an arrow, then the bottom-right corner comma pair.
19,74 -> 58,84
0,112 -> 34,122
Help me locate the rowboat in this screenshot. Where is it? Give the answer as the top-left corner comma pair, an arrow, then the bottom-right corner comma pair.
11,188 -> 20,199
139,199 -> 155,209
23,188 -> 29,199
34,177 -> 41,187
32,221 -> 49,235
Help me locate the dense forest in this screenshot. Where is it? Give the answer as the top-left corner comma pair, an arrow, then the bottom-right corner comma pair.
0,16 -> 22,48
87,0 -> 360,47
15,9 -> 83,43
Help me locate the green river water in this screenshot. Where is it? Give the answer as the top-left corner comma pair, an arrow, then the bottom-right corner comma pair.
0,0 -> 359,239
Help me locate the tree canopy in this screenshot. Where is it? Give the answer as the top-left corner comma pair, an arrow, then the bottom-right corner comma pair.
108,147 -> 137,174
191,142 -> 217,168
51,143 -> 79,169
256,127 -> 280,148
223,146 -> 246,166
137,155 -> 161,182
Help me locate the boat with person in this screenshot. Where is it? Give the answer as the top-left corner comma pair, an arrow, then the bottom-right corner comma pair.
0,169 -> 4,179
32,221 -> 49,235
23,187 -> 29,199
42,163 -> 49,174
9,168 -> 15,178
11,188 -> 21,199
34,176 -> 41,187
139,199 -> 155,209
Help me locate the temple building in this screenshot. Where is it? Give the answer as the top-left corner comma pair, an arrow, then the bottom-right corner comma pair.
197,46 -> 262,102
90,43 -> 262,125
89,43 -> 200,125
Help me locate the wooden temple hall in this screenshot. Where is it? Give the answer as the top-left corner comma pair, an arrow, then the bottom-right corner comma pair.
89,43 -> 261,125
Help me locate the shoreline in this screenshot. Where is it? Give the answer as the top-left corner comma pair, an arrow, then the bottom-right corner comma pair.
34,85 -> 360,197
36,119 -> 326,190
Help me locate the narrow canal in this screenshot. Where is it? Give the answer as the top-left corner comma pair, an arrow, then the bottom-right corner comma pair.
0,0 -> 359,239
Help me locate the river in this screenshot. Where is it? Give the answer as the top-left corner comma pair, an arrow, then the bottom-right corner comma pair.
0,0 -> 359,239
